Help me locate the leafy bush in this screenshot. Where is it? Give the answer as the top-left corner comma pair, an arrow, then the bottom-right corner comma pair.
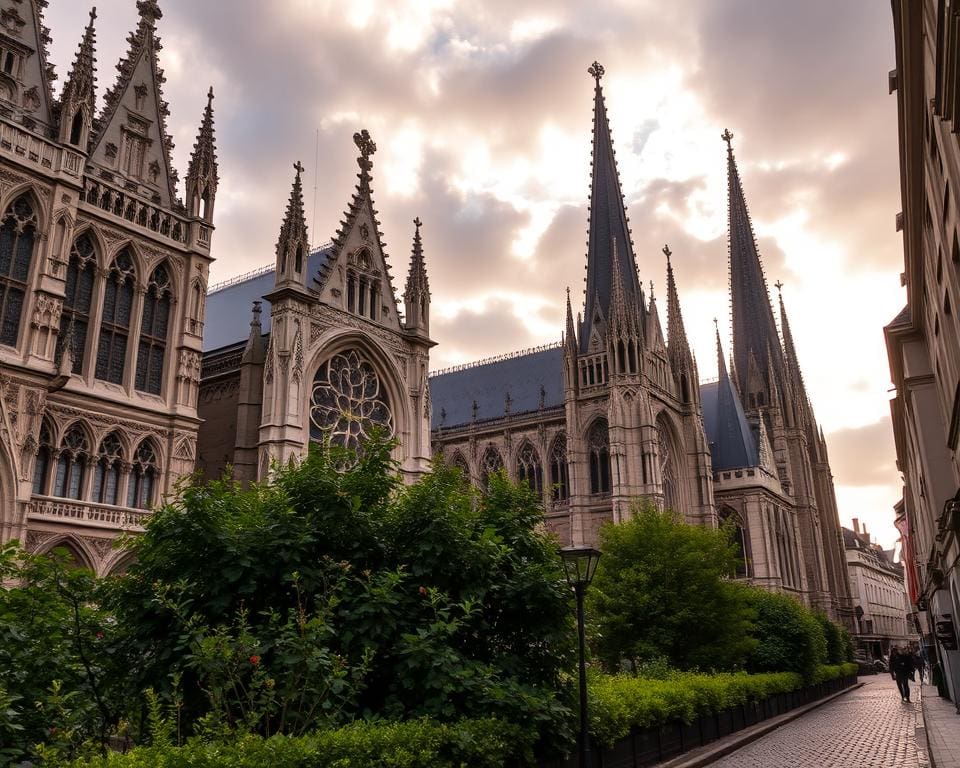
102,438 -> 574,754
46,718 -> 526,768
588,503 -> 757,671
742,588 -> 827,680
814,613 -> 853,664
588,664 -> 856,747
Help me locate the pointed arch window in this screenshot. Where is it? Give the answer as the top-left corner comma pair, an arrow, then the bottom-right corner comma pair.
92,433 -> 124,506
0,194 -> 38,347
657,420 -> 678,512
69,111 -> 85,146
96,249 -> 136,384
480,446 -> 503,490
449,450 -> 470,483
549,434 -> 569,503
720,506 -> 749,579
57,233 -> 97,373
587,419 -> 610,495
128,440 -> 158,509
53,424 -> 89,500
516,442 -> 543,496
32,420 -> 54,495
136,263 -> 171,394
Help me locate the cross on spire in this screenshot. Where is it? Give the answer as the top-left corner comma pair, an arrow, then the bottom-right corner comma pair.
588,61 -> 605,82
413,216 -> 422,229
721,128 -> 734,151
354,129 -> 377,174
774,279 -> 784,294
293,160 -> 305,176
662,243 -> 672,260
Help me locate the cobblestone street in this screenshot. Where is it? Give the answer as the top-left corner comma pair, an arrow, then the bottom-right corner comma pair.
709,676 -> 924,767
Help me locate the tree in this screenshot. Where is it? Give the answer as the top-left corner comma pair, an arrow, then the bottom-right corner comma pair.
742,588 -> 827,680
587,502 -> 756,671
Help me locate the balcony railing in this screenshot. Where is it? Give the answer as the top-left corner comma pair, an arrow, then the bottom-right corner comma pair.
29,496 -> 151,531
82,176 -> 191,246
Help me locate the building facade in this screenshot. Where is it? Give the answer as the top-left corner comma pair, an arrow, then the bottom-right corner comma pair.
886,0 -> 960,704
0,1 -> 216,574
844,521 -> 911,659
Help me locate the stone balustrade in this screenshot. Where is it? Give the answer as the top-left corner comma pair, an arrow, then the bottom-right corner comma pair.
29,496 -> 150,531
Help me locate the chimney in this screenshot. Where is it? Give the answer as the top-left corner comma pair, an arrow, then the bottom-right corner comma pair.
852,518 -> 860,534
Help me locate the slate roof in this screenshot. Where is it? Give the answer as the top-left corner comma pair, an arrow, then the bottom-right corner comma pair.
203,246 -> 333,352
700,379 -> 759,471
430,345 -> 565,430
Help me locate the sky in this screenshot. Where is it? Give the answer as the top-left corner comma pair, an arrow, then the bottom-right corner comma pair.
44,0 -> 906,548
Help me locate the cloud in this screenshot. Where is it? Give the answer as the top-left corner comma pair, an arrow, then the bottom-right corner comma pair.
825,418 -> 898,488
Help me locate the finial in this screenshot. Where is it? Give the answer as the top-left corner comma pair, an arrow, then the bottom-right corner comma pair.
293,160 -> 304,177
136,0 -> 162,23
353,129 -> 377,175
721,128 -> 734,151
89,6 -> 98,23
588,61 -> 605,83
413,216 -> 422,230
662,243 -> 672,261
649,280 -> 655,299
252,299 -> 262,317
206,86 -> 214,106
774,279 -> 784,294
713,316 -> 719,331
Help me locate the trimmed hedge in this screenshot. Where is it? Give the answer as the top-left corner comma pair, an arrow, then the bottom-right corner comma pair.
52,718 -> 527,768
588,663 -> 857,747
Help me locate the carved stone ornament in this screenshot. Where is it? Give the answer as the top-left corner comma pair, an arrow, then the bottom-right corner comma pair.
105,142 -> 118,160
310,349 -> 393,450
0,7 -> 25,36
80,535 -> 115,560
30,293 -> 62,329
21,85 -> 40,113
25,530 -> 56,553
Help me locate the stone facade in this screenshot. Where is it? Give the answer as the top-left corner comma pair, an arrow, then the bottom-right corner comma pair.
885,0 -> 960,703
0,1 -> 215,574
844,521 -> 911,659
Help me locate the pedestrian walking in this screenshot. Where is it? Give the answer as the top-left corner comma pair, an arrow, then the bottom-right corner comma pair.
890,645 -> 915,702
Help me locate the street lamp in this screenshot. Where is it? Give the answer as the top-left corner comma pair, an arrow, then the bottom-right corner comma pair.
560,545 -> 601,768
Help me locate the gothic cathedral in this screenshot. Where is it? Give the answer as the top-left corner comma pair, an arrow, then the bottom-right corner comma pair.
0,2 -> 852,624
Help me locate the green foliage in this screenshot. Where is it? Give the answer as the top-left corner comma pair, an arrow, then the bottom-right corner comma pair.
47,718 -> 527,768
742,588 -> 827,680
587,664 -> 856,747
587,502 -> 757,671
101,437 -> 573,754
0,541 -> 121,764
814,613 -> 854,664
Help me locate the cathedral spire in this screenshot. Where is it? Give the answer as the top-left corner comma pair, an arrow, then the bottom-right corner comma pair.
403,217 -> 430,335
712,321 -> 758,469
58,7 -> 97,148
664,244 -> 691,363
273,161 -> 310,292
186,86 -> 218,222
565,287 -> 578,352
580,61 -> 640,353
90,0 -> 178,205
776,281 -> 805,390
723,129 -> 785,402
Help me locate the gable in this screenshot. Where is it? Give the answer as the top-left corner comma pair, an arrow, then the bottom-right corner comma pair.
0,1 -> 55,131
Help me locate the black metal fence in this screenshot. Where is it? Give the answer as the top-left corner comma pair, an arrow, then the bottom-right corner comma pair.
540,675 -> 858,768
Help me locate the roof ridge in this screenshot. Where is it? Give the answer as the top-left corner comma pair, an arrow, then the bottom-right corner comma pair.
429,341 -> 563,377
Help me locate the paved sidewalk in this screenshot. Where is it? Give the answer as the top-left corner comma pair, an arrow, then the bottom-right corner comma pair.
707,676 -> 923,767
920,682 -> 960,768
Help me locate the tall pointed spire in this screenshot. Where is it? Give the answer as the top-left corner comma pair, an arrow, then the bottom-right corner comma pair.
273,161 -> 310,291
664,244 -> 692,364
580,61 -> 640,353
723,129 -> 785,402
565,287 -> 578,352
90,0 -> 178,204
403,217 -> 430,335
186,86 -> 218,222
776,281 -> 804,387
58,7 -> 97,147
711,321 -> 758,470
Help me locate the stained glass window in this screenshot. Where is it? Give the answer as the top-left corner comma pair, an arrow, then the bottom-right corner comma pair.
53,424 -> 89,500
57,233 -> 97,373
32,420 -> 54,495
92,433 -> 123,505
96,249 -> 135,384
136,264 -> 171,394
310,349 -> 393,451
480,446 -> 503,490
516,441 -> 543,495
549,433 -> 569,502
587,419 -> 610,495
0,195 -> 37,347
128,440 -> 158,509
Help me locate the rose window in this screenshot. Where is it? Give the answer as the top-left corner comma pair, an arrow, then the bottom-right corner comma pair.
310,350 -> 393,450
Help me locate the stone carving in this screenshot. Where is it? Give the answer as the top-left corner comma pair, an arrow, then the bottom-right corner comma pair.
21,86 -> 40,113
292,324 -> 303,384
105,142 -> 118,160
25,530 -> 56,553
80,535 -> 115,560
310,350 -> 393,450
30,293 -> 62,329
178,349 -> 201,383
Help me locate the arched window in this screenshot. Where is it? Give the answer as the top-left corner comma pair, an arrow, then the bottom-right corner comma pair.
128,440 -> 158,509
0,194 -> 38,347
587,419 -> 610,495
310,349 -> 393,450
720,506 -> 749,579
32,420 -> 54,495
549,434 -> 569,502
96,249 -> 136,384
480,446 -> 503,490
657,419 -> 678,512
57,233 -> 97,373
516,441 -> 543,496
92,433 -> 123,505
53,424 -> 89,500
449,450 -> 470,482
136,264 -> 171,394
70,111 -> 84,146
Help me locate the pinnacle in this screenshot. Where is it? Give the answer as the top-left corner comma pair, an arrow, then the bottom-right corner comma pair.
405,216 -> 429,300
187,85 -> 218,187
61,5 -> 97,106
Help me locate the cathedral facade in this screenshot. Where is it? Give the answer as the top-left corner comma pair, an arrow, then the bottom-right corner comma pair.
0,2 -> 851,623
0,1 -> 215,574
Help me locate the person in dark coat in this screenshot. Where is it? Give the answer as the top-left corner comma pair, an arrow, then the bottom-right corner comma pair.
890,645 -> 915,702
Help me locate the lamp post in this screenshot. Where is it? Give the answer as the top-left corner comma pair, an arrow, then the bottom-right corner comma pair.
560,545 -> 601,768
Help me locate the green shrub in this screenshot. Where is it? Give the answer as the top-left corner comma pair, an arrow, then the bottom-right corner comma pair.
587,664 -> 856,747
48,718 -> 525,768
814,613 -> 853,665
588,503 -> 757,672
742,588 -> 827,680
